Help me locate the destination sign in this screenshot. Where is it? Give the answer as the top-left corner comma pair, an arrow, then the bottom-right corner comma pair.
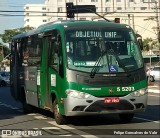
75,31 -> 117,38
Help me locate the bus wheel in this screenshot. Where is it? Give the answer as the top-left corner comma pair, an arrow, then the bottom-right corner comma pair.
1,81 -> 6,87
53,99 -> 67,125
119,113 -> 134,123
22,100 -> 34,114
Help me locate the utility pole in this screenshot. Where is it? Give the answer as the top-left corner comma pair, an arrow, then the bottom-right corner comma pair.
143,0 -> 160,70
155,1 -> 160,43
128,14 -> 131,26
143,0 -> 160,43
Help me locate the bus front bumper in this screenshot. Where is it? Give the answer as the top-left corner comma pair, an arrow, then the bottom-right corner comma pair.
63,93 -> 148,116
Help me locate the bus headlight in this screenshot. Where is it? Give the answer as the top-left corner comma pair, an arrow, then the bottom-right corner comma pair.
130,88 -> 148,97
66,90 -> 91,99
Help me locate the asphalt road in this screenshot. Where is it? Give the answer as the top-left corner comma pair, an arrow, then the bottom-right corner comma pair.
0,87 -> 159,138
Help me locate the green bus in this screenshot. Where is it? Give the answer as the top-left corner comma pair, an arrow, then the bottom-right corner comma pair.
10,20 -> 148,125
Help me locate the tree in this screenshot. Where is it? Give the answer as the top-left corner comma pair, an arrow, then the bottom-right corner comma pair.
0,43 -> 3,62
0,44 -> 10,63
0,26 -> 34,43
142,38 -> 158,51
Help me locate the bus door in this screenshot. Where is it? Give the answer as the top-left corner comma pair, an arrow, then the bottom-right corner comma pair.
39,32 -> 52,109
40,30 -> 64,109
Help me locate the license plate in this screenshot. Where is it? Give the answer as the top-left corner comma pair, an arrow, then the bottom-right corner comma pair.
104,97 -> 120,104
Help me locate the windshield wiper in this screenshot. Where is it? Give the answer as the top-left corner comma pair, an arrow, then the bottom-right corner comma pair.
90,51 -> 105,78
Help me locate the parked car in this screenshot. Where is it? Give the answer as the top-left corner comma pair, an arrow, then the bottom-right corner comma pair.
149,66 -> 160,82
0,72 -> 10,87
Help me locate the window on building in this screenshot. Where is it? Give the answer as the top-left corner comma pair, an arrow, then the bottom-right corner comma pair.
78,0 -> 83,2
117,0 -> 121,2
26,19 -> 29,22
91,0 -> 98,2
141,7 -> 147,10
143,0 -> 150,2
106,0 -> 110,2
117,7 -> 122,10
42,13 -> 47,16
129,0 -> 134,2
26,7 -> 29,10
42,7 -> 46,10
105,7 -> 110,12
58,7 -> 63,12
26,13 -> 29,16
68,0 -> 74,2
43,20 -> 47,22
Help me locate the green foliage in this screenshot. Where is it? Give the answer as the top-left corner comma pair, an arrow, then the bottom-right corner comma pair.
143,38 -> 158,51
0,43 -> 11,63
0,26 -> 34,43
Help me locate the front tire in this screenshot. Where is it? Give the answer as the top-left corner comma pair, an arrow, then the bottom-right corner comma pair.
22,101 -> 34,114
119,113 -> 134,123
149,76 -> 155,82
1,81 -> 6,87
53,99 -> 67,125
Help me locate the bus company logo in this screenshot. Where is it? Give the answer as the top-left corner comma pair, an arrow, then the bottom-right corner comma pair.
109,89 -> 114,94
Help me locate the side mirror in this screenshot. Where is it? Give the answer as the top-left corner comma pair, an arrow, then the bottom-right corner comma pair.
137,37 -> 143,50
136,34 -> 143,50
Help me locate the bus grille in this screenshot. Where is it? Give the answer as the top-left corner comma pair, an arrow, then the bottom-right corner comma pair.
85,100 -> 134,112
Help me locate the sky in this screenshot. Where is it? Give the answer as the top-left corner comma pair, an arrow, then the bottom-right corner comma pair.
0,0 -> 45,34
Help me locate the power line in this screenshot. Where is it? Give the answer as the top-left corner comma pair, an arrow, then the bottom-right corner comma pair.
0,10 -> 160,13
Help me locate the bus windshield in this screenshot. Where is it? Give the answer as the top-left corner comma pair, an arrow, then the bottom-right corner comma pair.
65,25 -> 143,73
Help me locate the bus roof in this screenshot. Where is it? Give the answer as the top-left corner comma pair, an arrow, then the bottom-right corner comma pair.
12,20 -> 130,40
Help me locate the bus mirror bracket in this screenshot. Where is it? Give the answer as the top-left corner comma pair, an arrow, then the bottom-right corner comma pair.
137,38 -> 143,50
136,34 -> 143,50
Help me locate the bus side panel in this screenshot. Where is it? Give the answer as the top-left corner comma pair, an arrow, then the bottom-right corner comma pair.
24,66 -> 39,107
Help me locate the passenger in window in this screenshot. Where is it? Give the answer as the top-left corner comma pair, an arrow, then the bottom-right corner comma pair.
22,49 -> 29,66
90,44 -> 100,61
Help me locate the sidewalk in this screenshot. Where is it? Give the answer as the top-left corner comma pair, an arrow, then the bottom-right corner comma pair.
148,83 -> 160,93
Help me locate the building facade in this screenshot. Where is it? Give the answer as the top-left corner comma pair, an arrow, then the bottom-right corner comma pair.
44,0 -> 160,39
24,0 -> 160,39
24,4 -> 47,28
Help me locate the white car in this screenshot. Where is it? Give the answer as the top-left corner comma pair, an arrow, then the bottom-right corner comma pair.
0,72 -> 10,87
149,66 -> 160,82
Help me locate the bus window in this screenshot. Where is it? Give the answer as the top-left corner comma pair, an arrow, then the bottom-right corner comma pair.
22,35 -> 42,66
48,31 -> 63,77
